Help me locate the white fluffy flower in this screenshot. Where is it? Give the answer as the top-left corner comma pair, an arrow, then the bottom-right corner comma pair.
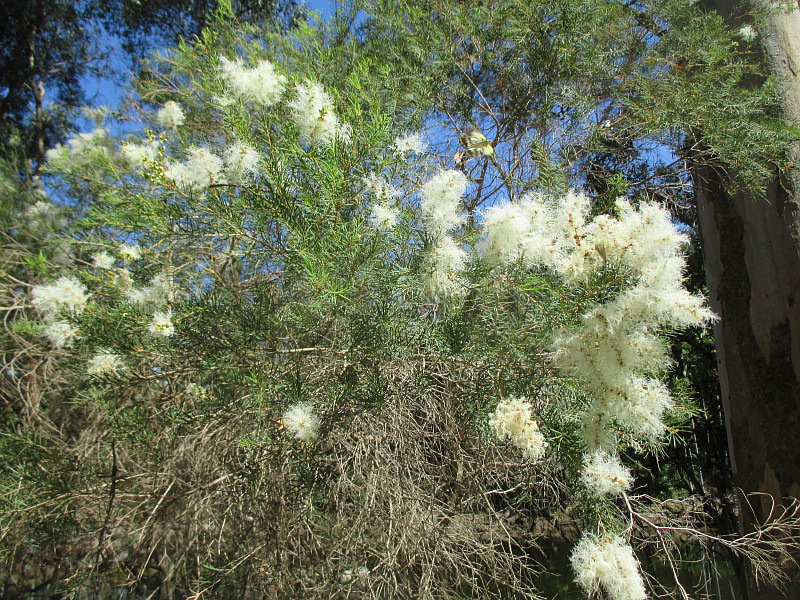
219,56 -> 287,106
738,24 -> 757,42
422,236 -> 468,298
489,397 -> 548,461
43,321 -> 80,349
157,101 -> 185,128
92,251 -> 115,270
118,243 -> 142,261
166,147 -> 224,192
87,352 -> 125,377
571,534 -> 647,600
419,169 -> 468,237
25,200 -> 66,231
364,173 -> 400,201
369,203 -> 399,230
289,81 -> 350,147
31,276 -> 89,317
544,196 -> 715,449
479,200 -> 536,265
392,132 -> 426,155
186,383 -> 207,399
120,142 -> 157,168
224,141 -> 261,181
46,127 -> 108,163
282,403 -> 320,442
126,273 -> 171,309
148,310 -> 175,337
26,200 -> 53,220
581,450 -> 633,496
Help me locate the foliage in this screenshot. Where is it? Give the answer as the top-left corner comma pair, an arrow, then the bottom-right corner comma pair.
2,1 -> 799,599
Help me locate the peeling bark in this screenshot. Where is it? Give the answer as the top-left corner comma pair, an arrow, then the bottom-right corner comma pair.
697,2 -> 800,597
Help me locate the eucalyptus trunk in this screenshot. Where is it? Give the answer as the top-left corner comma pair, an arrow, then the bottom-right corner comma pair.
696,1 -> 800,597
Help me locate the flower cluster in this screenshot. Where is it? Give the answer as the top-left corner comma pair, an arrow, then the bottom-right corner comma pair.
419,169 -> 469,297
422,236 -> 468,299
26,199 -> 66,231
118,243 -> 142,262
224,141 -> 261,181
580,450 -> 633,497
392,132 -> 426,155
548,198 -> 715,448
570,534 -> 647,600
219,57 -> 287,106
369,203 -> 400,230
87,351 -> 125,377
489,397 -> 548,461
126,273 -> 172,308
149,310 -> 175,338
738,24 -> 757,42
93,251 -> 115,270
288,81 -> 351,147
282,403 -> 320,442
166,146 -> 224,193
157,101 -> 185,128
43,321 -> 80,349
482,192 -> 713,449
364,173 -> 401,231
419,169 -> 467,238
45,127 -> 109,163
31,276 -> 89,318
120,141 -> 158,169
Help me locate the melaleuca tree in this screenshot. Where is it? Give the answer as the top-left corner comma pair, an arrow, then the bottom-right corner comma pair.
3,2 -> 800,599
356,0 -> 799,591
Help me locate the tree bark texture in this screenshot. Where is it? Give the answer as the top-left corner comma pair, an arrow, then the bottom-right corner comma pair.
698,2 -> 800,597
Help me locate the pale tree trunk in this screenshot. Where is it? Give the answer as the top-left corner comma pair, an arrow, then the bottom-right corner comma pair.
696,1 -> 800,598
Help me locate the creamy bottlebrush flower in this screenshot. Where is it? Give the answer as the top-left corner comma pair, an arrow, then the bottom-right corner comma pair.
571,534 -> 647,600
148,310 -> 175,337
479,192 -> 575,272
118,243 -> 142,261
219,56 -> 287,106
581,450 -> 633,496
87,352 -> 125,377
419,169 -> 468,238
186,382 -> 207,400
288,81 -> 350,147
282,403 -> 320,442
26,200 -> 54,221
369,203 -> 399,230
112,268 -> 134,289
126,273 -> 171,308
545,197 -> 715,448
31,276 -> 89,317
364,173 -> 400,201
43,321 -> 80,349
45,127 -> 108,163
478,200 -> 537,265
224,141 -> 261,181
166,147 -> 224,192
392,132 -> 426,155
489,397 -> 548,461
26,200 -> 66,231
157,101 -> 185,128
738,25 -> 757,42
422,235 -> 468,298
92,251 -> 115,270
120,142 -> 157,168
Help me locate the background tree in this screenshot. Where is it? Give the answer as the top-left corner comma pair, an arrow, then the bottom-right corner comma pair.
689,1 -> 800,597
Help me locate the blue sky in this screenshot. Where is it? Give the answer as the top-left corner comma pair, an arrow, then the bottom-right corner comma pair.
81,0 -> 338,117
